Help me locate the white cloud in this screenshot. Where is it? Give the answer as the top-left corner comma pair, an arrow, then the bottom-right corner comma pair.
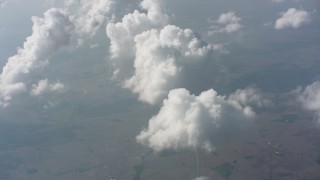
275,8 -> 311,29
31,79 -> 65,96
0,8 -> 74,107
48,0 -> 115,37
140,0 -> 169,25
72,0 -> 115,36
193,177 -> 210,180
229,87 -> 270,108
107,0 -> 214,105
106,0 -> 168,79
208,11 -> 242,35
217,11 -> 241,24
137,87 -> 263,152
125,25 -> 213,104
297,81 -> 320,120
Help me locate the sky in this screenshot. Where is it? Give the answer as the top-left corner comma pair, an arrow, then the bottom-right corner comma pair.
0,0 -> 320,179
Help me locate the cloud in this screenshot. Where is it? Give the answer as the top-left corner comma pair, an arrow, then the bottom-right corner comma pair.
125,25 -> 213,104
274,8 -> 311,29
208,11 -> 242,35
107,0 -> 214,105
297,81 -> 320,120
0,0 -> 10,8
140,0 -> 169,25
31,79 -> 65,96
89,43 -> 99,49
0,8 -> 74,107
193,177 -> 210,180
72,0 -> 115,36
106,0 -> 168,79
48,0 -> 115,37
137,87 -> 263,152
229,87 -> 270,108
63,0 -> 76,6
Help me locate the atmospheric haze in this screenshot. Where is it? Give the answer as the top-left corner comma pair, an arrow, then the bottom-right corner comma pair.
0,0 -> 320,179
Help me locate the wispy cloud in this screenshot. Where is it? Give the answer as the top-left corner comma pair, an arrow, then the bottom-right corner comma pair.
271,0 -> 286,3
0,0 -> 10,8
31,79 -> 65,96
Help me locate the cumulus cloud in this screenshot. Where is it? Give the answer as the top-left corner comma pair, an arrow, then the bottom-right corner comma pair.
125,25 -> 213,104
229,87 -> 270,108
107,0 -> 214,104
0,8 -> 74,107
275,8 -> 311,29
31,79 -> 65,96
208,11 -> 242,35
106,0 -> 168,79
217,11 -> 242,32
140,0 -> 169,25
48,0 -> 115,37
297,81 -> 320,120
137,87 -> 263,152
72,0 -> 115,36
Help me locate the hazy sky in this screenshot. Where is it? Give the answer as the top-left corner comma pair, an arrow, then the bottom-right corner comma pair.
0,0 -> 320,179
